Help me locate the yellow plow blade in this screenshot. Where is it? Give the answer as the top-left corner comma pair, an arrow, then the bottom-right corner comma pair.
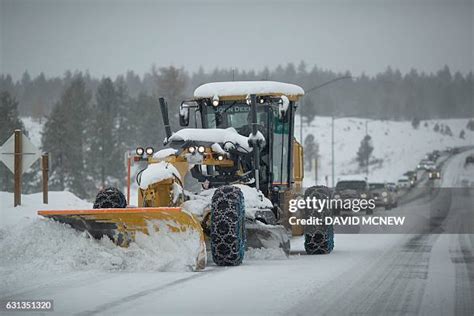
37,207 -> 206,271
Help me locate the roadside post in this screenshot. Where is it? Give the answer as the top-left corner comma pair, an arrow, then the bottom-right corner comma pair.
42,153 -> 49,204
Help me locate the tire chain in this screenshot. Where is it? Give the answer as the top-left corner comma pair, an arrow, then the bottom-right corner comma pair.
304,185 -> 335,254
210,186 -> 246,266
93,187 -> 127,209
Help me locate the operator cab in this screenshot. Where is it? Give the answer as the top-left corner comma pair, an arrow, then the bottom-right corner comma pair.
178,81 -> 304,196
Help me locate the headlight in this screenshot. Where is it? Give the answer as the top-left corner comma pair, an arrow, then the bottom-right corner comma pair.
136,147 -> 144,155
198,146 -> 205,153
334,194 -> 341,199
361,193 -> 367,198
145,146 -> 154,156
382,191 -> 388,197
188,146 -> 196,153
217,154 -> 224,161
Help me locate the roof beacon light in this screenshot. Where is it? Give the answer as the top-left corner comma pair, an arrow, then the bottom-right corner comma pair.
212,95 -> 219,107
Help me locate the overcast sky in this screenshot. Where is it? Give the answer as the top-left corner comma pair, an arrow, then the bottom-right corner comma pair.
1,0 -> 472,80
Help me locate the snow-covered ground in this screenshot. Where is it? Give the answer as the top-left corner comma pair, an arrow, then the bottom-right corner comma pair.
295,116 -> 474,186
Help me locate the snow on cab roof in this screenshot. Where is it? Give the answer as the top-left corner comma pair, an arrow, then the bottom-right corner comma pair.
193,81 -> 304,101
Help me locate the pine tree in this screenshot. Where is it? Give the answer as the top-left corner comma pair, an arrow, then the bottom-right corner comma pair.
411,117 -> 420,129
301,97 -> 317,125
304,134 -> 318,171
356,135 -> 374,168
42,76 -> 91,198
467,120 -> 474,131
0,92 -> 25,191
152,66 -> 187,129
87,78 -> 124,188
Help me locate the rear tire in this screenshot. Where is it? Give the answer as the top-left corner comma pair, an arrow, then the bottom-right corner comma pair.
210,186 -> 246,266
93,187 -> 127,209
304,185 -> 334,255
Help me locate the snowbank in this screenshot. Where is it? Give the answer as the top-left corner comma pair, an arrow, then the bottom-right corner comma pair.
0,191 -> 203,295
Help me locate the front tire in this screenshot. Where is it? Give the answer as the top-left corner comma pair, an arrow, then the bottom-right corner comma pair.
304,185 -> 334,255
210,186 -> 246,266
93,187 -> 127,209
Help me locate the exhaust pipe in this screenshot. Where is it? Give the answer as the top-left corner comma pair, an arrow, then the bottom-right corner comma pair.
159,97 -> 172,140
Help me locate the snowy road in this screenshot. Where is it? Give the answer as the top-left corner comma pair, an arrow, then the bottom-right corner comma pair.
1,151 -> 473,316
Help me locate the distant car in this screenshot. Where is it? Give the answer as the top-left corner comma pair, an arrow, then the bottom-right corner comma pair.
386,182 -> 398,192
404,170 -> 418,182
428,169 -> 441,180
369,183 -> 397,210
417,160 -> 429,170
398,176 -> 412,189
465,155 -> 474,166
424,160 -> 437,171
426,152 -> 439,162
333,178 -> 373,215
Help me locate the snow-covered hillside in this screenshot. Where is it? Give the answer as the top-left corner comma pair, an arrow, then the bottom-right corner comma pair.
295,116 -> 474,186
21,116 -> 44,147
19,116 -> 474,190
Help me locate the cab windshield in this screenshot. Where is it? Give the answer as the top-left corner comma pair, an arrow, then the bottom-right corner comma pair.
203,102 -> 267,132
201,101 -> 292,187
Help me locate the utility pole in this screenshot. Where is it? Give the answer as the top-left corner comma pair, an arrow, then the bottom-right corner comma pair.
365,120 -> 369,180
42,153 -> 49,204
331,116 -> 335,187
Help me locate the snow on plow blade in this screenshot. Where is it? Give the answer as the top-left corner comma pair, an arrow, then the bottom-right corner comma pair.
37,208 -> 207,271
246,222 -> 290,256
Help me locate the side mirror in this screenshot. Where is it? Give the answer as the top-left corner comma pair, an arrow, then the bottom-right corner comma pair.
179,101 -> 198,127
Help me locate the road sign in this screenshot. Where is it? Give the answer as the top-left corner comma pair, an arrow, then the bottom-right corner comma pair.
0,132 -> 41,173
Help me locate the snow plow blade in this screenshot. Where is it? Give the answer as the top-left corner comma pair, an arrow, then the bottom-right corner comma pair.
246,222 -> 290,256
37,207 -> 207,271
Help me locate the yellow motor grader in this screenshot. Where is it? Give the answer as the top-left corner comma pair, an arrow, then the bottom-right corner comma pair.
38,81 -> 334,270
